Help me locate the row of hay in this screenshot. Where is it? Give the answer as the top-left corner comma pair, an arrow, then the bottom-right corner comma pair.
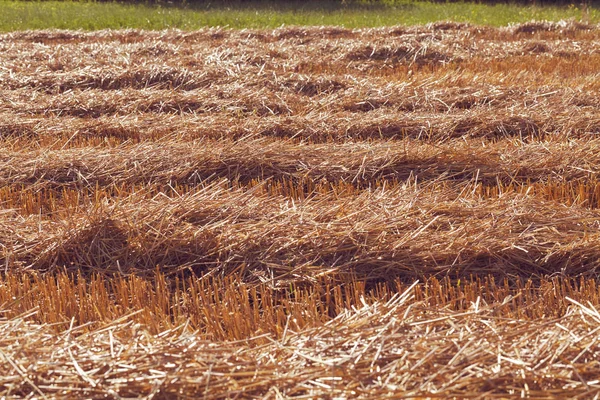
5,137 -> 600,192
4,107 -> 600,147
0,272 -> 599,398
3,20 -> 598,42
3,183 -> 600,279
3,81 -> 599,117
6,174 -> 600,218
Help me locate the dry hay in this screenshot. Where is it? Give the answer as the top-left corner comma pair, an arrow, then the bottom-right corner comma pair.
1,273 -> 600,397
4,183 -> 600,281
2,21 -> 600,397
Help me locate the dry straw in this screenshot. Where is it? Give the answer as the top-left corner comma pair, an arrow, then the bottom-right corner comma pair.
0,273 -> 599,397
2,21 -> 600,396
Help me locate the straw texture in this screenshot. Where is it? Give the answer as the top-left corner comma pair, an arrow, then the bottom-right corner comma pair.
2,21 -> 600,397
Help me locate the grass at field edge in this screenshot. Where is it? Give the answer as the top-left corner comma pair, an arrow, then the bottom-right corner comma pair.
0,0 -> 598,31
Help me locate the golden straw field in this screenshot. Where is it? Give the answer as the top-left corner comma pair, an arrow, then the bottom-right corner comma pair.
3,21 -> 600,397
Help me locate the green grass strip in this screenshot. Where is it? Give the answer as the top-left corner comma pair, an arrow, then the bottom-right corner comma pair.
0,0 -> 597,31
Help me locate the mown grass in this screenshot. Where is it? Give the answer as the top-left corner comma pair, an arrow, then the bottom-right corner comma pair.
0,0 -> 597,31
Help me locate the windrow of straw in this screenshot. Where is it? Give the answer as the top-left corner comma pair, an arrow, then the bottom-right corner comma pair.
3,82 -> 600,118
5,137 -> 600,193
3,183 -> 600,280
4,107 -> 600,149
0,273 -> 600,398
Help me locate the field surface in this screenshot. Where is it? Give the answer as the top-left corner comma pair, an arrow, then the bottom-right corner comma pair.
3,22 -> 600,397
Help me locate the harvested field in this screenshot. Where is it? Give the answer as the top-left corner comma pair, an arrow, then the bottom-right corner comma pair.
3,21 -> 600,397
